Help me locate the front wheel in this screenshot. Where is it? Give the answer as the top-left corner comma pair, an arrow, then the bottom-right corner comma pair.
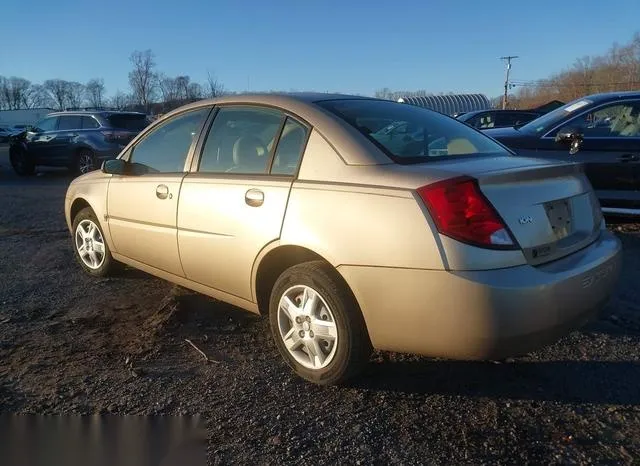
9,147 -> 35,176
72,207 -> 117,277
269,261 -> 372,385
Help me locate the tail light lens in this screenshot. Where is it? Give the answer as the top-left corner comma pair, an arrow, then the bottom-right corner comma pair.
101,130 -> 131,143
417,176 -> 518,249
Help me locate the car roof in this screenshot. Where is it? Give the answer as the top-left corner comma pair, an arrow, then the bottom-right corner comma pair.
156,92 -> 392,166
581,90 -> 640,103
47,110 -> 147,117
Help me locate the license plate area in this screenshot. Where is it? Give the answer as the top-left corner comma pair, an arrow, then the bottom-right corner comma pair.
544,198 -> 573,239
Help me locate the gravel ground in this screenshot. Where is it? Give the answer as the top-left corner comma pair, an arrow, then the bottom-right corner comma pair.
1,145 -> 639,465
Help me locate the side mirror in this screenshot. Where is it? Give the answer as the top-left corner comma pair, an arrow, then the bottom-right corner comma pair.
554,127 -> 584,155
101,158 -> 127,175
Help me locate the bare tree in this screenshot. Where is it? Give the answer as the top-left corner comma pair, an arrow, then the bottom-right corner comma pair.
26,84 -> 55,108
0,76 -> 33,109
158,73 -> 179,104
128,49 -> 157,111
174,75 -> 191,100
43,79 -> 71,110
109,91 -> 131,110
66,82 -> 85,109
205,71 -> 225,98
187,82 -> 203,100
85,78 -> 105,108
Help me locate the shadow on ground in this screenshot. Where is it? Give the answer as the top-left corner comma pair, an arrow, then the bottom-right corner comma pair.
354,357 -> 640,405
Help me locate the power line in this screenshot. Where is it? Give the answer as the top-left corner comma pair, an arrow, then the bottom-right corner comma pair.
500,56 -> 518,109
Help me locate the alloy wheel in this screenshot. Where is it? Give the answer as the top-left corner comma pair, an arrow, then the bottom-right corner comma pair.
277,285 -> 339,370
75,219 -> 106,269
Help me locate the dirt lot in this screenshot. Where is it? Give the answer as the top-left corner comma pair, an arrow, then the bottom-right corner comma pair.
1,144 -> 639,464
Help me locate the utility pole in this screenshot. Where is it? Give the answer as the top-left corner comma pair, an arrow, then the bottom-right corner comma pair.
500,56 -> 518,109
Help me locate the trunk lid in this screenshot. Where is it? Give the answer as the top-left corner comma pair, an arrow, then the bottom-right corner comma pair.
441,156 -> 602,265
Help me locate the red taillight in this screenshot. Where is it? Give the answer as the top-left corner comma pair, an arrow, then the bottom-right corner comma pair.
417,176 -> 517,249
101,130 -> 130,143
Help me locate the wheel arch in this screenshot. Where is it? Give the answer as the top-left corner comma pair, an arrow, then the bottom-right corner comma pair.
252,242 -> 361,318
69,197 -> 93,225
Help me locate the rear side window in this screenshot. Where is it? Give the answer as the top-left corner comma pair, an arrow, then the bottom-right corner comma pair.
58,116 -> 82,130
106,113 -> 149,131
81,116 -> 99,129
317,99 -> 509,163
271,118 -> 308,175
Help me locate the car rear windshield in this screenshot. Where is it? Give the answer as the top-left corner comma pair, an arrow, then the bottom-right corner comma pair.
106,113 -> 149,131
315,99 -> 509,163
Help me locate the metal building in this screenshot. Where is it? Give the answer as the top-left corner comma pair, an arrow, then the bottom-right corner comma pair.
0,108 -> 55,128
397,94 -> 491,116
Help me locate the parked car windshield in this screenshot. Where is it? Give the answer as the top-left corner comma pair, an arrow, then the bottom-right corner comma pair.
518,98 -> 594,135
316,99 -> 509,163
106,113 -> 150,131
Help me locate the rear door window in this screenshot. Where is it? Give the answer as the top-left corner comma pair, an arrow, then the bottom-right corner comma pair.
58,116 -> 82,130
107,114 -> 150,131
198,106 -> 285,174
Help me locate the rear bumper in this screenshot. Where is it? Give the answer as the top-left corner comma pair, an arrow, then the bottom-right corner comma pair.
339,229 -> 622,359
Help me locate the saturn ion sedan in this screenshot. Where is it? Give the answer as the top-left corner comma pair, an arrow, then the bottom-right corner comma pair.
64,93 -> 622,385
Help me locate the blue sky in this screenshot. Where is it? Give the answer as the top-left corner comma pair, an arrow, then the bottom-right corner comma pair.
1,0 -> 639,98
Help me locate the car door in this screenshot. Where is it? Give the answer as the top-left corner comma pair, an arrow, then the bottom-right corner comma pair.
25,116 -> 59,162
543,100 -> 640,209
106,107 -> 211,276
52,115 -> 83,164
177,106 -> 309,300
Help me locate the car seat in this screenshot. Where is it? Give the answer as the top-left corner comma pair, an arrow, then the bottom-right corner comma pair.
226,135 -> 266,173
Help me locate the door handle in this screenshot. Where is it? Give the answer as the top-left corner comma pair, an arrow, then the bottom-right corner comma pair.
245,188 -> 264,207
619,153 -> 640,162
156,184 -> 172,200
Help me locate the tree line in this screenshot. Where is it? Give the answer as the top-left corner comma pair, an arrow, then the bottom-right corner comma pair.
0,49 -> 225,113
509,33 -> 640,109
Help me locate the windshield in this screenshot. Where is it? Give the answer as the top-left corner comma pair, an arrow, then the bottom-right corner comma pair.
316,99 -> 509,163
518,98 -> 594,134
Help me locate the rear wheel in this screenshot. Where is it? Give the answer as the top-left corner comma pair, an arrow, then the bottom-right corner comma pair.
9,147 -> 35,176
74,149 -> 96,175
269,261 -> 372,385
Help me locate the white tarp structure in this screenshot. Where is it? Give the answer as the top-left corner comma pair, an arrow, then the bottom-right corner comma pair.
0,108 -> 55,127
397,94 -> 491,116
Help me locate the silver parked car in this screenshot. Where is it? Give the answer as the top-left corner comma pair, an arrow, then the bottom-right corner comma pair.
64,93 -> 622,385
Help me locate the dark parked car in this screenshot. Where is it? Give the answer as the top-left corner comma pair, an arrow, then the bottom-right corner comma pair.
8,110 -> 150,176
457,109 -> 541,129
483,91 -> 640,217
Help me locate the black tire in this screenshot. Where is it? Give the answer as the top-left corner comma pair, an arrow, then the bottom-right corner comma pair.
9,147 -> 35,176
72,207 -> 117,277
73,149 -> 96,175
269,260 -> 372,385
